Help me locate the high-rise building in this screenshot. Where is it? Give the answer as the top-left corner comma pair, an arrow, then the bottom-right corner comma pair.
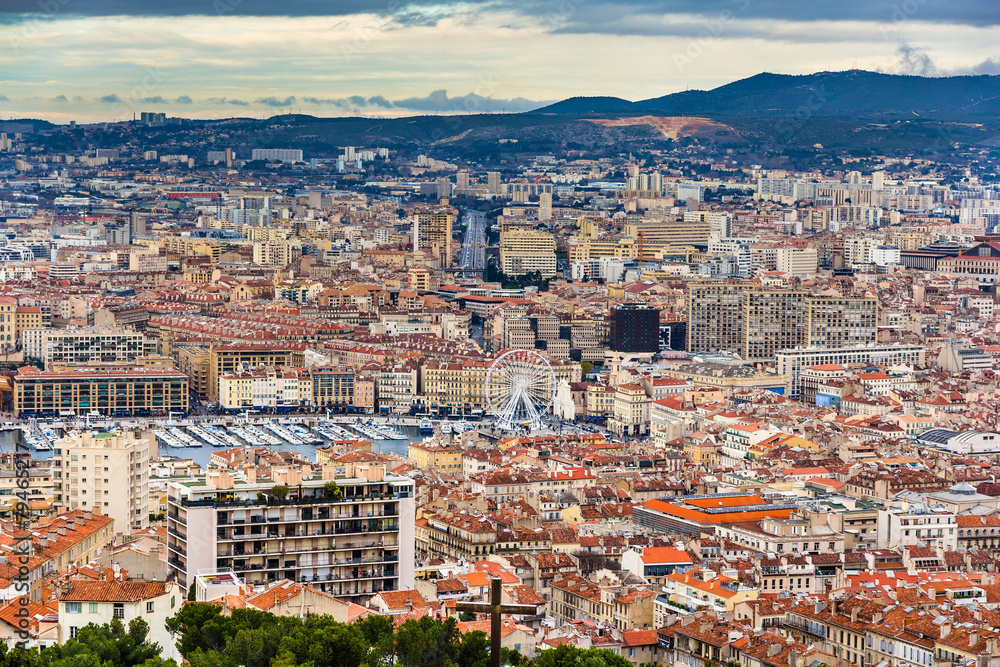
53,430 -> 152,532
687,283 -> 878,360
166,462 -> 415,602
500,228 -> 557,277
685,283 -> 753,354
413,210 -> 455,268
741,290 -> 810,361
610,303 -> 660,354
539,192 -> 553,221
487,172 -> 502,195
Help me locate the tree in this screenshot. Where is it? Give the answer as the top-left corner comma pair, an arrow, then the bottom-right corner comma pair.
535,645 -> 631,667
323,481 -> 342,500
580,361 -> 593,376
39,618 -> 171,667
394,616 -> 461,667
268,485 -> 289,500
455,631 -> 489,667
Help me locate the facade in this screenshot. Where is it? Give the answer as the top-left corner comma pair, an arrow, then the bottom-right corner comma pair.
413,211 -> 454,268
208,345 -> 304,403
58,580 -> 179,659
685,283 -> 752,353
500,229 -> 557,277
610,304 -> 660,354
14,367 -> 189,417
775,344 -> 926,398
53,430 -> 152,532
23,326 -> 157,370
166,462 -> 415,603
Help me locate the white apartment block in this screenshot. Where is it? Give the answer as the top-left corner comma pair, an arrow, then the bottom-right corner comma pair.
166,462 -> 415,604
251,148 -> 303,163
775,344 -> 926,398
53,430 -> 152,533
23,326 -> 157,370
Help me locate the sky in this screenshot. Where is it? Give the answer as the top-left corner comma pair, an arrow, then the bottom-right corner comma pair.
2,0 -> 999,123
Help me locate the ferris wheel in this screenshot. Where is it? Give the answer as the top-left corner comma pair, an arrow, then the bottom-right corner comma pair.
486,349 -> 557,432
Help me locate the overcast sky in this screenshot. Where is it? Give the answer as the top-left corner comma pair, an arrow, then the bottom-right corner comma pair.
2,0 -> 998,123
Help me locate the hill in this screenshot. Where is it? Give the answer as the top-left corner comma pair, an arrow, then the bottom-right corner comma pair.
537,70 -> 1000,121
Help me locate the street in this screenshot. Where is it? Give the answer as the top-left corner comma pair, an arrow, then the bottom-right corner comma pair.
456,210 -> 486,279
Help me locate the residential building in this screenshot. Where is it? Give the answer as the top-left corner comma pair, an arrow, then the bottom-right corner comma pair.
22,326 -> 157,370
53,430 -> 152,532
166,462 -> 415,603
500,229 -> 557,277
13,367 -> 189,417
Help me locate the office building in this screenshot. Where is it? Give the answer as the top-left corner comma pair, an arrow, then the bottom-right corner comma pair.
166,462 -> 415,602
625,218 -> 712,247
500,228 -> 557,277
775,246 -> 818,276
610,303 -> 660,354
23,326 -> 157,370
53,430 -> 152,532
487,172 -> 502,195
14,367 -> 189,417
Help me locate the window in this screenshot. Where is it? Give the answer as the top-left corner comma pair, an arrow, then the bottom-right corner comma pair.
146,601 -> 154,613
66,602 -> 82,614
113,603 -> 125,618
70,626 -> 78,639
89,603 -> 98,613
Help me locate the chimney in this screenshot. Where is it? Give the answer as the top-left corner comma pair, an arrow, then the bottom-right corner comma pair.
84,510 -> 93,520
969,632 -> 978,648
768,644 -> 781,657
940,623 -> 951,638
850,606 -> 858,623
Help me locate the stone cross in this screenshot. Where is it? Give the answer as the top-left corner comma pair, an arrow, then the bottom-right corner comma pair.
455,577 -> 537,667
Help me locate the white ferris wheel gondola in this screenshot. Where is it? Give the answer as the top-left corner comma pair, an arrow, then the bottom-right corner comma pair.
485,349 -> 557,432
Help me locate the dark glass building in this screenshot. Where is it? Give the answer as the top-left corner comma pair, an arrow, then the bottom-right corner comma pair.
609,303 -> 659,353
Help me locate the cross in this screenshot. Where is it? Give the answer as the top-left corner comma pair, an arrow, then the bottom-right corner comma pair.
455,577 -> 538,667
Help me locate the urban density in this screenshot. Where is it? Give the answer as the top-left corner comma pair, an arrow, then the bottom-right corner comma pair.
4,65 -> 1000,667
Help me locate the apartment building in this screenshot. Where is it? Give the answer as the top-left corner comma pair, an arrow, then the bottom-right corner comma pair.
310,367 -> 356,409
252,240 -> 302,267
23,326 -> 157,370
218,366 -> 306,411
412,210 -> 454,268
167,462 -> 415,603
53,430 -> 152,532
13,367 -> 189,418
685,283 -> 753,354
608,384 -> 649,437
500,228 -> 557,277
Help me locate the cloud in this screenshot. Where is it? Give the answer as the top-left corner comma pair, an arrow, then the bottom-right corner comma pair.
303,96 -> 349,107
175,95 -> 193,104
0,0 -> 995,28
139,95 -> 168,103
256,96 -> 296,106
0,95 -> 8,102
53,94 -> 68,102
367,95 -> 393,108
72,96 -> 84,103
99,94 -> 121,103
209,97 -> 250,106
392,89 -> 549,112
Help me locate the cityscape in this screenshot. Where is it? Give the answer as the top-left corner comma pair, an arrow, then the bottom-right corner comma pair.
3,2 -> 1000,667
